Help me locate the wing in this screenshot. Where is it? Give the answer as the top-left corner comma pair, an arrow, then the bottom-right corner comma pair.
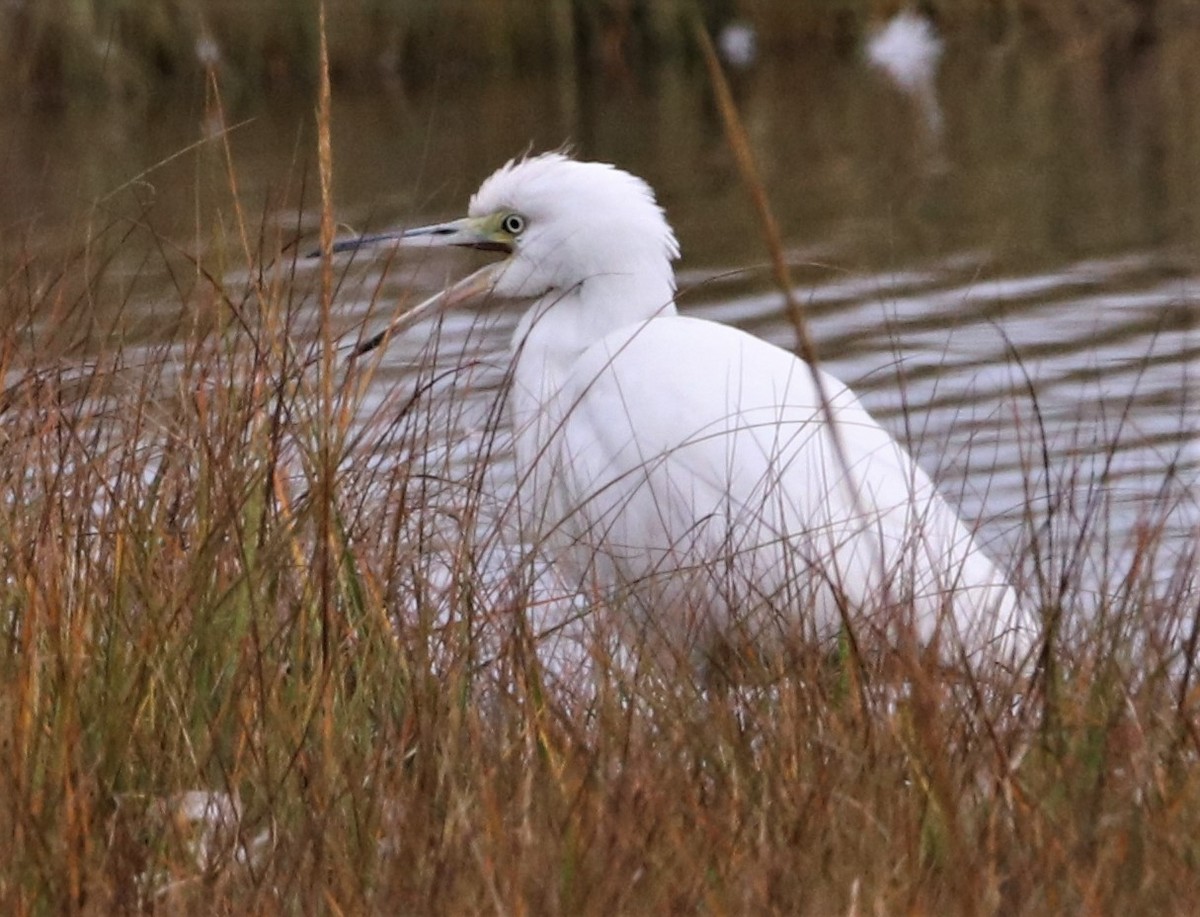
547,315 -> 1032,667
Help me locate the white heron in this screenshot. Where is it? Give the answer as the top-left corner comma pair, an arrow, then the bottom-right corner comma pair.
866,9 -> 945,141
331,153 -> 1037,676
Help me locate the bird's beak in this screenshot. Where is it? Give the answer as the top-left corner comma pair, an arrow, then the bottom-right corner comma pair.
326,216 -> 513,256
314,214 -> 513,358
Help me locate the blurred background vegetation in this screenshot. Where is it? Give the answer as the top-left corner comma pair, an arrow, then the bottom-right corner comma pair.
0,0 -> 1184,108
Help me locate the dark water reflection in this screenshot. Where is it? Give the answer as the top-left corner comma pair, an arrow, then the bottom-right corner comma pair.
2,28 -> 1197,595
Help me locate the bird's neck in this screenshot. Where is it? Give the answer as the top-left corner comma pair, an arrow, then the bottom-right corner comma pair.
507,271 -> 676,461
510,271 -> 677,390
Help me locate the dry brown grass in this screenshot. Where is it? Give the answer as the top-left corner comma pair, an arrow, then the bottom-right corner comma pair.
0,311 -> 1196,912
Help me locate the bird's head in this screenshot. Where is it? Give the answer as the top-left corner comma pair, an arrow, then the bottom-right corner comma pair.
327,153 -> 680,302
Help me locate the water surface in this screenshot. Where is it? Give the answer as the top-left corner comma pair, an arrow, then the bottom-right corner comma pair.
3,29 -> 1197,603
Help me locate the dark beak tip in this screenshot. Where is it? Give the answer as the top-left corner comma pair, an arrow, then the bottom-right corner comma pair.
308,240 -> 367,259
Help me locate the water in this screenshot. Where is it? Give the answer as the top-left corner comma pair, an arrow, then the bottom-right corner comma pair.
3,28 -> 1197,606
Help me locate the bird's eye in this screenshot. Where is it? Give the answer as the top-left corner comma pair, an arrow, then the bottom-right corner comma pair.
501,213 -> 526,235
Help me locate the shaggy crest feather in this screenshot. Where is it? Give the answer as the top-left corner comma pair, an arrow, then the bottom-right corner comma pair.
471,153 -> 680,304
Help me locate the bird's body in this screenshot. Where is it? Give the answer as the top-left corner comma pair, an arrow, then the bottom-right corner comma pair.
512,312 -> 1025,671
335,153 -> 1036,674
